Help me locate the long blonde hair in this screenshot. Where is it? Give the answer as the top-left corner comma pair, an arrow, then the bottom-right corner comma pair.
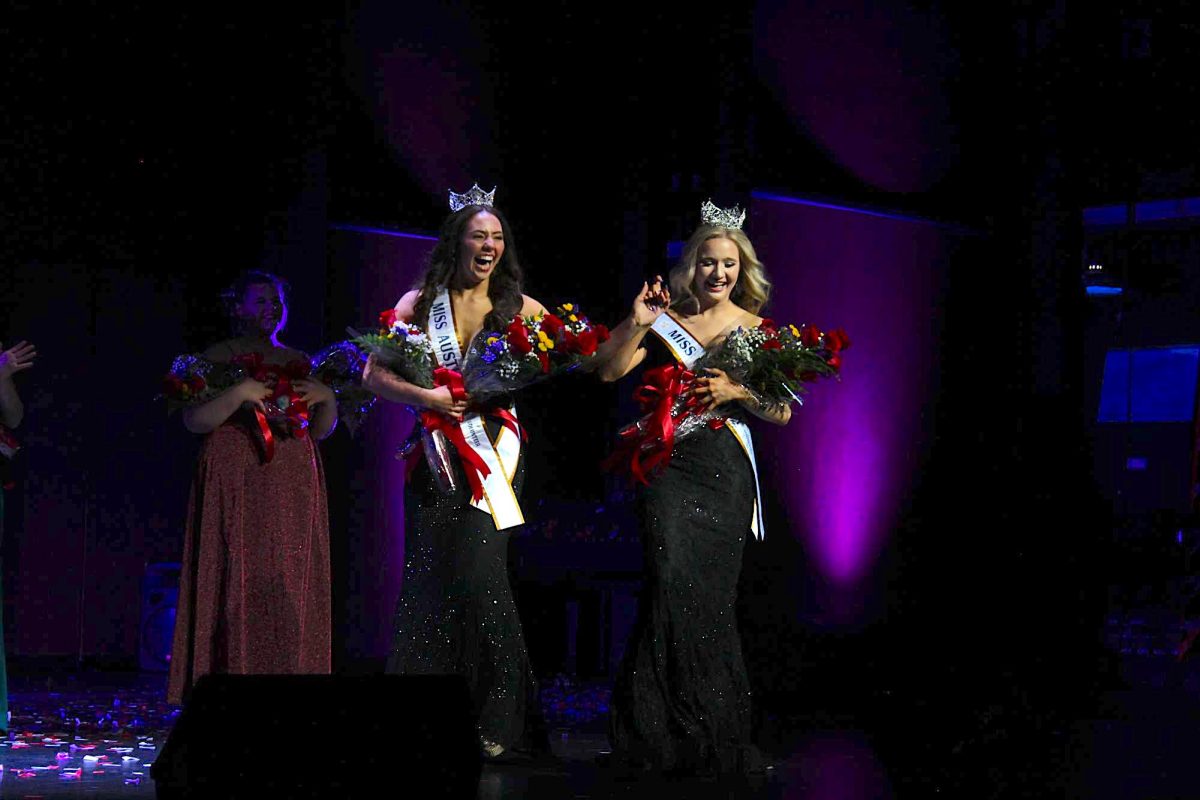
669,225 -> 771,315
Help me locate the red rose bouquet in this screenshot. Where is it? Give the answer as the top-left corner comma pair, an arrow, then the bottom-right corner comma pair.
607,320 -> 848,485
460,303 -> 610,404
160,352 -> 312,461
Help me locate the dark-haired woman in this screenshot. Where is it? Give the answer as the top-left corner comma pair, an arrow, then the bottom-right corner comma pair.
363,189 -> 550,761
167,271 -> 336,705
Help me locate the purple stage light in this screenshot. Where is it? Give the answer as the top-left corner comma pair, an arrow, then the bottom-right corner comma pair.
750,192 -> 956,623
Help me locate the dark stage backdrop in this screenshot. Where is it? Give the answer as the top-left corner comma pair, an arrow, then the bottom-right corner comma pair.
324,226 -> 433,664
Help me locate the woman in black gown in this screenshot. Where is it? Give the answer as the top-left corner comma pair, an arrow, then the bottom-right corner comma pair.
596,201 -> 787,775
362,185 -> 550,761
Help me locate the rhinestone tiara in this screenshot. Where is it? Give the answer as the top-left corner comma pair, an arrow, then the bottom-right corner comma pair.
700,199 -> 745,230
448,183 -> 496,212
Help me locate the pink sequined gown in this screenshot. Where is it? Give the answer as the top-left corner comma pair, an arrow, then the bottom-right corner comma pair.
167,411 -> 330,704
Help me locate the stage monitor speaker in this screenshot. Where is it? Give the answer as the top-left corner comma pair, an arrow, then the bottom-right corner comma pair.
151,674 -> 480,799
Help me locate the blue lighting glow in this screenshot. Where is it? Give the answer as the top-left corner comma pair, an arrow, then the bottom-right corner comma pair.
1086,285 -> 1124,296
1083,196 -> 1200,227
329,223 -> 437,241
1098,346 -> 1200,422
750,190 -> 980,234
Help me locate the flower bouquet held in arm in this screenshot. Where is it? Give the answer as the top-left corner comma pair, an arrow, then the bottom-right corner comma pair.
347,309 -> 436,390
460,304 -> 611,406
347,302 -> 610,498
607,320 -> 849,485
309,340 -> 376,437
346,309 -> 471,494
160,353 -> 312,462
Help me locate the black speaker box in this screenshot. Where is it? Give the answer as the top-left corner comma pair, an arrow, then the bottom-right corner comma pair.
151,674 -> 480,798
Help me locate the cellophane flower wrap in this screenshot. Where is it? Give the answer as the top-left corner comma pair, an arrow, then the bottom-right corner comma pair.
309,340 -> 376,436
460,303 -> 610,405
607,320 -> 849,485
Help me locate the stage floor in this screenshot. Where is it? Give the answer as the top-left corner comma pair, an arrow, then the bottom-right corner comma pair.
0,665 -> 1195,799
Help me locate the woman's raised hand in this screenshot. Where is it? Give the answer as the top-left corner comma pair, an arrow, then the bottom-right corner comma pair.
632,275 -> 671,327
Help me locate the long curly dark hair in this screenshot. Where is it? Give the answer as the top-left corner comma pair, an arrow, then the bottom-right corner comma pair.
411,204 -> 525,333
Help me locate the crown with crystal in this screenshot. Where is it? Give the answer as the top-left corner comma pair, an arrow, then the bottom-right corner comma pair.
699,199 -> 745,230
448,183 -> 496,212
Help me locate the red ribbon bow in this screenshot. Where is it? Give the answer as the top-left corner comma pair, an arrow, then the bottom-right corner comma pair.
229,354 -> 313,463
604,363 -> 700,486
405,368 -> 482,501
404,367 -> 531,501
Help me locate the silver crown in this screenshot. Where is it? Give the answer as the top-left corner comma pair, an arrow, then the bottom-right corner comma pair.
700,199 -> 745,230
448,183 -> 496,212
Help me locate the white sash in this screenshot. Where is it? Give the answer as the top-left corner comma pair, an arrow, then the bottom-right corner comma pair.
428,288 -> 524,530
649,313 -> 765,540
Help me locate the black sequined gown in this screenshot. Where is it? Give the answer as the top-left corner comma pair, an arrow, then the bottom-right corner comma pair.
610,334 -> 757,774
386,409 -> 543,753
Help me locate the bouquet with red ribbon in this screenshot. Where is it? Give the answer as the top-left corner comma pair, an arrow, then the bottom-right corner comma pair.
606,320 -> 848,485
160,353 -> 311,462
344,303 -> 607,498
229,352 -> 312,439
346,310 -> 468,493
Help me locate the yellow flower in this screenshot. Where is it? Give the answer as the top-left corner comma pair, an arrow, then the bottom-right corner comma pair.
538,343 -> 548,352
487,336 -> 499,345
789,325 -> 800,337
387,333 -> 396,340
568,315 -> 578,322
562,303 -> 574,312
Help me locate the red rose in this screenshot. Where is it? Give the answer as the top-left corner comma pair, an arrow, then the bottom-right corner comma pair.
379,308 -> 398,329
541,313 -> 565,340
187,375 -> 205,393
799,324 -> 822,348
537,351 -> 551,373
163,375 -> 185,395
231,352 -> 269,381
762,338 -> 782,350
828,354 -> 842,371
506,318 -> 533,355
825,328 -> 851,353
574,329 -> 600,356
560,330 -> 579,355
594,323 -> 610,343
760,318 -> 776,330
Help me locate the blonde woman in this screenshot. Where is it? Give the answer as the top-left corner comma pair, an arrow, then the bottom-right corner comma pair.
596,201 -> 783,776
